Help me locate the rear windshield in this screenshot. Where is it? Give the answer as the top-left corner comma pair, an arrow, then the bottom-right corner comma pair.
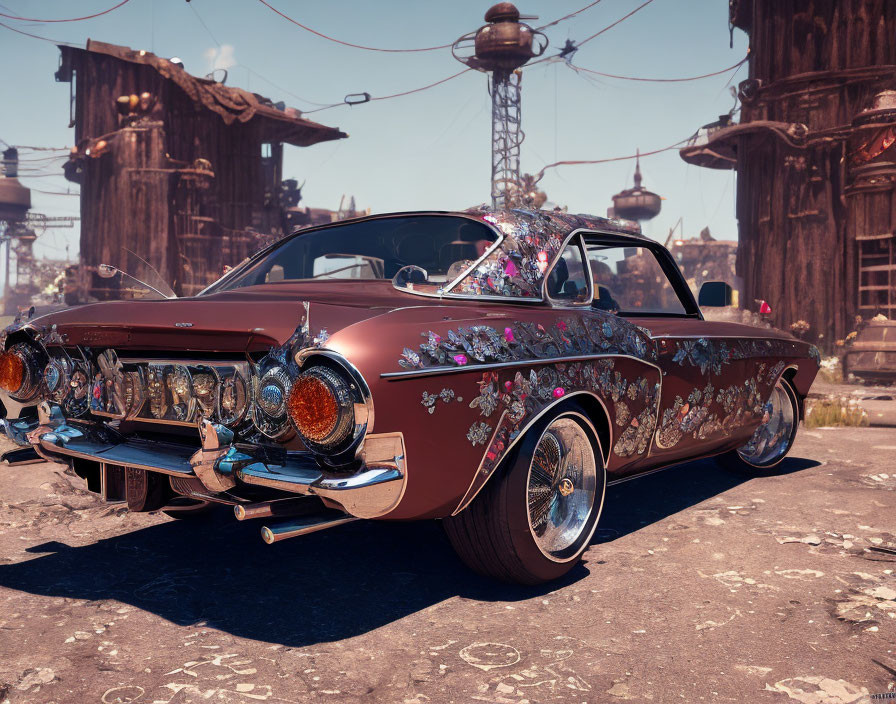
208,215 -> 498,293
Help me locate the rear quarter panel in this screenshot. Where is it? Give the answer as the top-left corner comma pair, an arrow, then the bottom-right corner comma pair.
327,304 -> 663,520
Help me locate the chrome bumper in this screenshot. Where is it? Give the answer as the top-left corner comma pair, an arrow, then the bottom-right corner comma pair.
3,403 -> 406,520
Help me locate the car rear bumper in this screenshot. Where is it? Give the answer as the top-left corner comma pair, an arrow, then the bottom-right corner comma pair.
2,402 -> 406,520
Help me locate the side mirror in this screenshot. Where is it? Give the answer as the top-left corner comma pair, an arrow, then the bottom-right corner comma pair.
698,281 -> 734,307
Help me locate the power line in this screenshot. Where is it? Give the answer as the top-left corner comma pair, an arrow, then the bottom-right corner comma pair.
255,0 -> 454,53
0,0 -> 132,23
576,0 -> 657,48
0,20 -> 76,45
15,154 -> 69,163
371,68 -> 473,101
29,188 -> 79,197
534,136 -> 691,182
236,65 -> 335,108
303,68 -> 474,114
536,0 -> 604,31
188,1 -> 220,49
567,55 -> 748,83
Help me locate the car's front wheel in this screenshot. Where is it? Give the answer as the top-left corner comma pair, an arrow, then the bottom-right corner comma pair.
444,404 -> 606,585
717,377 -> 800,472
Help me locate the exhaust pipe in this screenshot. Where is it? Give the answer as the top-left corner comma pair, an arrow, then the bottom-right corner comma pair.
234,497 -> 316,521
260,512 -> 358,544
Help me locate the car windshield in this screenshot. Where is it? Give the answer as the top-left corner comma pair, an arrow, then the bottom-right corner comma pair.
586,244 -> 687,315
206,215 -> 498,294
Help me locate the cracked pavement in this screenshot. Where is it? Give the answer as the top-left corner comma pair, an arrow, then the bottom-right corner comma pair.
0,426 -> 894,703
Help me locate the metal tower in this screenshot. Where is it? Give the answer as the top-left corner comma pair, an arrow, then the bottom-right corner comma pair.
453,3 -> 546,209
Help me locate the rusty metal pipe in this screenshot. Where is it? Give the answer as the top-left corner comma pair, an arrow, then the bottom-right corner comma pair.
260,513 -> 358,544
233,497 -> 316,521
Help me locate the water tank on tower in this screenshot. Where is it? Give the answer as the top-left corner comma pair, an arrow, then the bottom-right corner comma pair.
611,151 -> 662,222
0,148 -> 32,222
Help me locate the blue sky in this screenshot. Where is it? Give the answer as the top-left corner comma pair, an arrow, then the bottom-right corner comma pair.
0,0 -> 748,265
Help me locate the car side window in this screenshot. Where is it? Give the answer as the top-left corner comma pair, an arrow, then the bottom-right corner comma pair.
586,244 -> 687,315
546,239 -> 591,304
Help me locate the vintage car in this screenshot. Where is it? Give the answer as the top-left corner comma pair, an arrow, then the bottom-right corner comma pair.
0,209 -> 820,584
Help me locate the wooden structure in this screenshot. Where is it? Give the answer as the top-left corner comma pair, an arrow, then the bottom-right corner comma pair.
680,0 -> 896,349
56,41 -> 347,298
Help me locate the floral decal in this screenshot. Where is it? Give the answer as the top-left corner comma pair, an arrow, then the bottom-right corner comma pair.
449,209 -> 638,300
466,421 -> 492,447
421,388 -> 458,414
669,337 -> 804,376
398,315 -> 655,372
673,338 -> 731,376
656,376 -> 768,450
459,359 -> 660,474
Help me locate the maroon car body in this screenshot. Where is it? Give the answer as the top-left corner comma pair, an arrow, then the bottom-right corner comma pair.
0,209 -> 820,583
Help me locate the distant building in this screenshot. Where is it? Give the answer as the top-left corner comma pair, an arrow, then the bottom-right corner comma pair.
668,232 -> 738,297
56,40 -> 346,297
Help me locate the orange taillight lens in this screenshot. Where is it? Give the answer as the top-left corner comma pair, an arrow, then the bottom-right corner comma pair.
286,366 -> 354,450
0,350 -> 25,394
288,373 -> 339,442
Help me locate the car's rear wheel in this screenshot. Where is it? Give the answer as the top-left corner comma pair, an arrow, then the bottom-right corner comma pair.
718,377 -> 800,472
444,405 -> 606,585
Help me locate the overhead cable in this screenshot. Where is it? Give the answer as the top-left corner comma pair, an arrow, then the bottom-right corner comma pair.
303,68 -> 474,114
575,0 -> 657,48
0,20 -> 76,45
0,0 -> 132,23
255,0 -> 453,53
534,137 -> 691,182
536,0 -> 604,31
568,55 -> 748,82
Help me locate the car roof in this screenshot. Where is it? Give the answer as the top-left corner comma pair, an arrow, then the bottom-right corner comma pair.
300,208 -> 648,243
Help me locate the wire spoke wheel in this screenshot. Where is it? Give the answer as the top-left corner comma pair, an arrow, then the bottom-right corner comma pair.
526,416 -> 598,560
736,380 -> 797,467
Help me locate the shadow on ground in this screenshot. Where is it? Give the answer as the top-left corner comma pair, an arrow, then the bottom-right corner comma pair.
0,455 -> 819,648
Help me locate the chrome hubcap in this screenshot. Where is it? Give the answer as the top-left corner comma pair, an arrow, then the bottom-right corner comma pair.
736,380 -> 796,467
527,417 -> 598,559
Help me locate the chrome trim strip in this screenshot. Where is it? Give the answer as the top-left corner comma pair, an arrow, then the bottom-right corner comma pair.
381,352 -> 660,380
651,335 -> 800,344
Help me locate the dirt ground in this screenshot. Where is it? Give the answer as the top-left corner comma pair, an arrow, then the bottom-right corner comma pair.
0,425 -> 894,704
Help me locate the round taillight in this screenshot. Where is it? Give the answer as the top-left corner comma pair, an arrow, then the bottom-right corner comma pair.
0,343 -> 43,400
287,366 -> 354,450
0,350 -> 25,394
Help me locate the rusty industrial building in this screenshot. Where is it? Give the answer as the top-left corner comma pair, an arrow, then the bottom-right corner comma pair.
56,40 -> 346,298
681,0 -> 896,350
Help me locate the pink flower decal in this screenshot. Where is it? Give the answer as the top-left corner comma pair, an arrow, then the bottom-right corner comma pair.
453,354 -> 468,366
557,320 -> 567,331
504,260 -> 518,277
504,380 -> 514,393
553,387 -> 566,398
504,327 -> 514,343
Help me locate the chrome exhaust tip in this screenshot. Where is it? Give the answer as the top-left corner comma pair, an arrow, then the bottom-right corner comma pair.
260,512 -> 358,544
234,497 -> 316,521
